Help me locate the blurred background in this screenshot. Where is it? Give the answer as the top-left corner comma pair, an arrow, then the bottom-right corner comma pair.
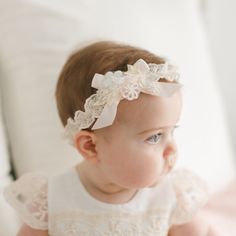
205,0 -> 236,150
0,0 -> 236,235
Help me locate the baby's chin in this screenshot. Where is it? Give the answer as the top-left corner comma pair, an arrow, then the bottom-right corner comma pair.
147,175 -> 166,188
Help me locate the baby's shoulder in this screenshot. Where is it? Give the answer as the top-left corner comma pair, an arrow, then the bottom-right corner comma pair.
168,169 -> 209,225
169,169 -> 209,195
4,172 -> 49,230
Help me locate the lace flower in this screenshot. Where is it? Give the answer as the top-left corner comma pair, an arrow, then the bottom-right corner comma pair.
64,58 -> 182,145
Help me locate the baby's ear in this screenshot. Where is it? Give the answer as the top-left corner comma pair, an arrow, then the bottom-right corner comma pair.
75,131 -> 98,164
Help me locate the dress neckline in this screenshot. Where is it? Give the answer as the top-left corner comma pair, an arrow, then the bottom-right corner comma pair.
71,166 -> 146,210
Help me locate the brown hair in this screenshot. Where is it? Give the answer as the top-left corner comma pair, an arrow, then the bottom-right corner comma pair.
55,41 -> 165,127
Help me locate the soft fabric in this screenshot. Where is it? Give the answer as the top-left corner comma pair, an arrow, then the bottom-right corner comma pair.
4,167 -> 208,235
0,0 -> 234,192
205,0 -> 236,149
203,180 -> 236,235
0,95 -> 20,235
0,95 -> 11,188
0,188 -> 21,236
0,96 -> 11,190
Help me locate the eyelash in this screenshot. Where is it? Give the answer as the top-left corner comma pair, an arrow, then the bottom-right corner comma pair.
146,133 -> 163,144
146,125 -> 179,144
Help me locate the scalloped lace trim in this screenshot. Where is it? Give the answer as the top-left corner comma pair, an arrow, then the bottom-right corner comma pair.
3,174 -> 48,230
170,169 -> 209,225
49,209 -> 171,236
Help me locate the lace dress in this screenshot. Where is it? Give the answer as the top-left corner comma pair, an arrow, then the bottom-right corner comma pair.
4,168 -> 208,236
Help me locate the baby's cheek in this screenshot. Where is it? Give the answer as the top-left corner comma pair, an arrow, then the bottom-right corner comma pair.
130,156 -> 164,183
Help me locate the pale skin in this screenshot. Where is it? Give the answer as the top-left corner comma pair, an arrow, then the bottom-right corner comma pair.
17,91 -> 214,236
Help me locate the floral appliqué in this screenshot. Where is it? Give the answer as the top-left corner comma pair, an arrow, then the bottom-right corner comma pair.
50,209 -> 171,236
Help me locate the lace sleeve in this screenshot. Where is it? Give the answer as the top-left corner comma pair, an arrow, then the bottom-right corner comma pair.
3,172 -> 48,230
169,169 -> 209,226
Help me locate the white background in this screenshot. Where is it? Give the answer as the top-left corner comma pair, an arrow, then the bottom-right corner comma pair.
205,0 -> 236,153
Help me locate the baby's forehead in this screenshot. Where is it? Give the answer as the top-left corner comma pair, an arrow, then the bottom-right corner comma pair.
114,92 -> 181,131
116,94 -> 152,123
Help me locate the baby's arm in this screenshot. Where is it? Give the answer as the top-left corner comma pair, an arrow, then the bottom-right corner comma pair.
17,224 -> 49,236
168,212 -> 218,236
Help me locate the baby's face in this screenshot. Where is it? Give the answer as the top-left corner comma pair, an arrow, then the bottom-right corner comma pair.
95,91 -> 182,189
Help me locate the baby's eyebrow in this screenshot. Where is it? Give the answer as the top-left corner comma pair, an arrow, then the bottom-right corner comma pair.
137,126 -> 168,135
137,125 -> 179,135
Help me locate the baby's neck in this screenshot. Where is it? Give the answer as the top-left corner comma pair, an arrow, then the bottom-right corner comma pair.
76,161 -> 138,204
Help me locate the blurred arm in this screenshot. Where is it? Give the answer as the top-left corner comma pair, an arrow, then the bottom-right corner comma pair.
17,224 -> 48,236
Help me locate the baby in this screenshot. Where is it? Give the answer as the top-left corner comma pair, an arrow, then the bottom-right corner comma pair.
5,41 -> 211,236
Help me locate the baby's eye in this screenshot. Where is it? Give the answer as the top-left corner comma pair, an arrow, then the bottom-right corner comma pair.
146,133 -> 162,144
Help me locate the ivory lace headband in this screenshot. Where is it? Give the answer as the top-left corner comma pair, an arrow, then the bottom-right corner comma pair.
64,58 -> 182,144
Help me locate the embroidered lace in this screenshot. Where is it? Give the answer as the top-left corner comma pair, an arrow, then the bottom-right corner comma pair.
64,59 -> 181,145
4,173 -> 48,230
4,169 -> 208,235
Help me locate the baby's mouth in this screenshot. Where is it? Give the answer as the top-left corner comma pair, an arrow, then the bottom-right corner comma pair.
148,161 -> 175,188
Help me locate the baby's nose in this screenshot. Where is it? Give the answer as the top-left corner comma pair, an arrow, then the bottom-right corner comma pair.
163,142 -> 177,168
163,142 -> 177,159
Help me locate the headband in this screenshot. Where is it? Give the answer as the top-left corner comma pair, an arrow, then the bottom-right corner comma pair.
64,58 -> 182,144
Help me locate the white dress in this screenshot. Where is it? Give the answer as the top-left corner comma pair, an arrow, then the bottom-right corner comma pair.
4,167 -> 208,236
